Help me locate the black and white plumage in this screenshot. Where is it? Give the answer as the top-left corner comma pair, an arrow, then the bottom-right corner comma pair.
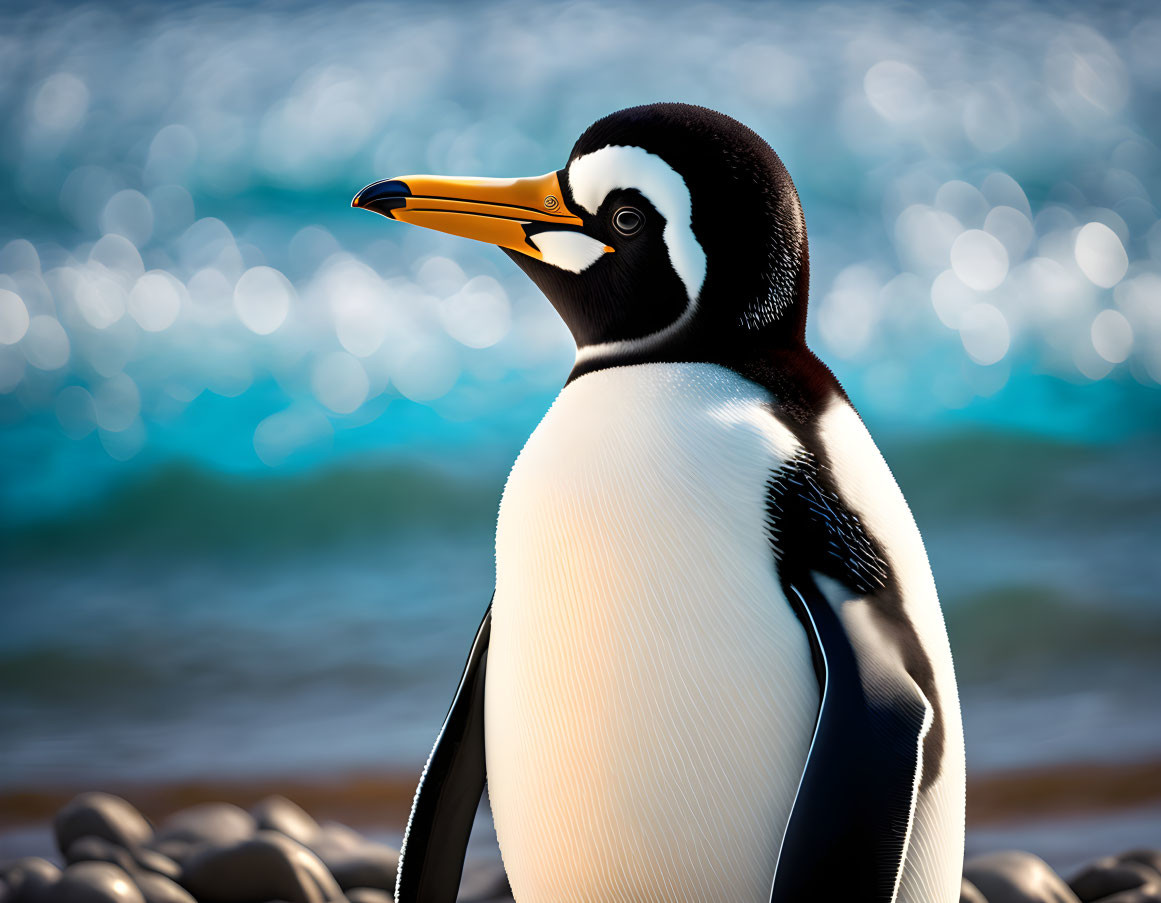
354,102 -> 965,903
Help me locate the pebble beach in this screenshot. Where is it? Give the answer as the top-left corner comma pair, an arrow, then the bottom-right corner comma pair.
2,788 -> 1160,903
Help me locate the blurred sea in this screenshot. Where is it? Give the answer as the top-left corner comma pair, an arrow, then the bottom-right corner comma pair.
2,0 -> 1160,855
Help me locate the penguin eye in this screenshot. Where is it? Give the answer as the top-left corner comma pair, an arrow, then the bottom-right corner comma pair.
612,206 -> 644,236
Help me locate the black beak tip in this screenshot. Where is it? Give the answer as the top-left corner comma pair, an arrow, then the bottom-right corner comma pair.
352,179 -> 411,216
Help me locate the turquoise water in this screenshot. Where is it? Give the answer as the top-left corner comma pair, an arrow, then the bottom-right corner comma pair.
2,0 -> 1160,788
4,431 -> 1160,786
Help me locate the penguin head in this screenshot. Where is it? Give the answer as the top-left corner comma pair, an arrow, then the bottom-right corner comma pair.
354,103 -> 808,372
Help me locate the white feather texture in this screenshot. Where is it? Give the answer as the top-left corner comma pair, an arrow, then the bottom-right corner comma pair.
487,362 -> 818,903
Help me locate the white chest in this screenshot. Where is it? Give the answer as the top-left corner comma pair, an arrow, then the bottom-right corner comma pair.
485,363 -> 820,903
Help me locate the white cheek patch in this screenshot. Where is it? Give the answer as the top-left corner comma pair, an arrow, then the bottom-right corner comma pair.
566,145 -> 708,363
567,145 -> 707,304
528,230 -> 609,274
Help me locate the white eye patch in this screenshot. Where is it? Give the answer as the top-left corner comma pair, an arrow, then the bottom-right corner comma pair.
567,145 -> 707,304
528,230 -> 609,273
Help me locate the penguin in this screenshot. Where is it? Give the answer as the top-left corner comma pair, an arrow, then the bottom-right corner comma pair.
353,102 -> 966,903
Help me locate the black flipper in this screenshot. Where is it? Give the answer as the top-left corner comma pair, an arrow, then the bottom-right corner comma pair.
771,580 -> 929,903
394,604 -> 491,903
769,456 -> 933,903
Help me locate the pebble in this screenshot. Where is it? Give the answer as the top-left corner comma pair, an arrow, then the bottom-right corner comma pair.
1093,889 -> 1161,903
343,890 -> 391,903
63,840 -> 137,875
16,794 -> 1161,903
155,806 -> 255,849
44,863 -> 144,903
310,824 -> 363,852
1069,857 -> 1158,902
1120,852 -> 1161,883
127,851 -> 179,883
180,831 -> 341,903
250,799 -> 319,848
137,844 -> 193,871
310,844 -> 397,894
962,876 -> 989,903
964,850 -> 1081,903
64,836 -> 179,884
2,858 -> 61,903
54,796 -> 153,857
132,873 -> 195,903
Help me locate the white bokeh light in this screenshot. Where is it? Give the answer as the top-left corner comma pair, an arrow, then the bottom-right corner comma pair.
129,271 -> 182,332
90,234 -> 145,283
1075,222 -> 1129,288
930,269 -> 976,329
22,315 -> 70,370
439,276 -> 511,349
817,266 -> 880,358
984,206 -> 1035,262
958,303 -> 1010,365
895,205 -> 963,271
100,189 -> 155,248
234,266 -> 294,334
415,256 -> 468,296
253,405 -> 334,466
32,72 -> 89,134
99,417 -> 145,461
0,346 -> 24,393
319,257 -> 390,357
950,230 -> 1009,291
390,338 -> 460,402
864,60 -> 927,122
93,373 -> 142,432
56,385 -> 97,439
1091,308 -> 1133,363
311,351 -> 370,414
75,268 -> 128,330
0,289 -> 30,344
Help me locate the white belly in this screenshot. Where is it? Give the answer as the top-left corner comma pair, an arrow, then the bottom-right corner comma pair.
486,363 -> 819,903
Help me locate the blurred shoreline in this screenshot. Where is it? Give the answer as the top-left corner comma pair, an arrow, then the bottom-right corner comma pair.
4,755 -> 1161,831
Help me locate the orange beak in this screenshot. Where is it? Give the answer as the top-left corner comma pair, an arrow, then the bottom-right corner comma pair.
351,171 -> 612,260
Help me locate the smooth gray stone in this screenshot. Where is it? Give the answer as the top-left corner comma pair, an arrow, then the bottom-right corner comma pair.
1119,853 -> 1161,883
54,795 -> 153,857
313,844 -> 398,894
1070,858 -> 1157,902
45,863 -> 144,903
132,873 -> 195,903
2,858 -> 61,903
156,804 -> 255,848
343,890 -> 391,903
311,824 -> 363,852
180,830 -> 342,903
1090,888 -> 1161,903
138,843 -> 194,869
64,837 -> 178,883
127,851 -> 178,882
64,839 -> 137,874
965,851 -> 1081,903
962,876 -> 989,903
250,798 -> 319,847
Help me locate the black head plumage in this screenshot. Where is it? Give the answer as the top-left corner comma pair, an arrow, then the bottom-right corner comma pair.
504,103 -> 811,376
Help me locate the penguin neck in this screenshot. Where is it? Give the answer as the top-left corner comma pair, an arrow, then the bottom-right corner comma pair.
565,283 -> 809,385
